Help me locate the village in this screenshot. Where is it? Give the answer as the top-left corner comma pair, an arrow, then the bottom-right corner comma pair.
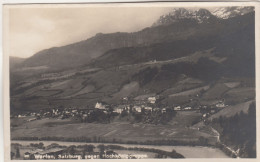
12,95 -> 227,125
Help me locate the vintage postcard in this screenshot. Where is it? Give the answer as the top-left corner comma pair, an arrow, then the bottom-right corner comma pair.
2,1 -> 260,161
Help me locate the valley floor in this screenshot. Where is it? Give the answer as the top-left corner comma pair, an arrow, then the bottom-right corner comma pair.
11,119 -> 215,144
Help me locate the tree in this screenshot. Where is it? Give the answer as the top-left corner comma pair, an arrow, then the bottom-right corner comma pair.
120,109 -> 128,118
248,102 -> 256,117
67,145 -> 76,155
29,154 -> 35,160
38,142 -> 44,149
11,152 -> 15,159
198,136 -> 208,145
97,144 -> 105,158
97,144 -> 105,152
171,149 -> 177,154
84,145 -> 94,153
15,148 -> 20,158
82,151 -> 85,159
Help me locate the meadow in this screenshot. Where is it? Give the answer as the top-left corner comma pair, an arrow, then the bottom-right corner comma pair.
11,111 -> 215,144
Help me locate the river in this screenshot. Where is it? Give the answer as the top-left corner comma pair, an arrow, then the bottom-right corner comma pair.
12,140 -> 229,158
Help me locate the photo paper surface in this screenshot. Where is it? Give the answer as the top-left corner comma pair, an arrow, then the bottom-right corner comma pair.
2,2 -> 259,161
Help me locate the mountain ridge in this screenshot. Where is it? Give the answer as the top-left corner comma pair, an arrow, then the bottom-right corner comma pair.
11,7 -> 254,72
10,7 -> 255,112
212,6 -> 254,19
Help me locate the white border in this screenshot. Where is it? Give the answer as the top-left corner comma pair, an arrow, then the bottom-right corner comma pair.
2,1 -> 260,162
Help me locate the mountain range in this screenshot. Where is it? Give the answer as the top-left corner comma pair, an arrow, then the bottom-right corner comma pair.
10,7 -> 255,112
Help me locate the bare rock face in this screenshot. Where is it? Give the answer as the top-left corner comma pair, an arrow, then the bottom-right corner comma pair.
152,8 -> 215,26
212,6 -> 254,19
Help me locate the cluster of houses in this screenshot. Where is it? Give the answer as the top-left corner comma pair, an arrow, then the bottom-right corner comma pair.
94,97 -> 226,115
13,95 -> 227,123
94,96 -> 156,113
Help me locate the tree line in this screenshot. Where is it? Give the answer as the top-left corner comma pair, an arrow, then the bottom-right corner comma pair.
211,102 -> 256,158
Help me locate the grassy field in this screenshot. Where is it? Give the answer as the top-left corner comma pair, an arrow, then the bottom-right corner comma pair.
224,87 -> 255,104
11,111 -> 214,144
168,86 -> 209,98
193,100 -> 254,129
168,111 -> 202,127
109,81 -> 139,102
202,83 -> 230,100
11,121 -> 209,142
207,100 -> 254,121
66,85 -> 95,98
160,77 -> 203,96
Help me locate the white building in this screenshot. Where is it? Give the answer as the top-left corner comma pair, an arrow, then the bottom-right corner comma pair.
174,106 -> 181,111
161,108 -> 166,113
113,108 -> 123,114
184,107 -> 192,110
24,152 -> 30,159
216,102 -> 225,108
133,106 -> 142,113
148,97 -> 156,104
18,115 -> 26,118
144,107 -> 153,111
95,102 -> 106,109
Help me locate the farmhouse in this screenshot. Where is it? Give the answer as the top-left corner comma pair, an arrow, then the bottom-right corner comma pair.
216,102 -> 225,108
148,97 -> 156,104
114,108 -> 123,114
95,102 -> 106,109
18,115 -> 26,118
24,152 -> 30,159
114,105 -> 128,114
72,110 -> 77,113
174,106 -> 181,111
161,108 -> 166,113
133,106 -> 142,113
184,107 -> 192,110
144,107 -> 153,111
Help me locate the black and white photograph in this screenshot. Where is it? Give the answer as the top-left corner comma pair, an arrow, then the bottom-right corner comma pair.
3,2 -> 259,160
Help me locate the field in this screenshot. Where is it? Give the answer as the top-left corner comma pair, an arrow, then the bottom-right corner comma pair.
202,83 -> 230,100
208,100 -> 254,121
11,120 -> 210,142
11,111 -> 216,144
169,111 -> 202,127
160,77 -> 203,96
168,85 -> 209,98
224,87 -> 255,104
193,100 -> 254,128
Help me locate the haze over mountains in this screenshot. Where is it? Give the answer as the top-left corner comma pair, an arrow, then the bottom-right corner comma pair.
10,7 -> 255,112
10,7 -> 254,70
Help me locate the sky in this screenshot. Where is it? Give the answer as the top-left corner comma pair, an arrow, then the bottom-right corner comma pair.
6,5 -> 216,58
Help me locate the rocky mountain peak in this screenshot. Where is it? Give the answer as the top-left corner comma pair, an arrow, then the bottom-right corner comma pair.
152,8 -> 214,27
212,6 -> 254,19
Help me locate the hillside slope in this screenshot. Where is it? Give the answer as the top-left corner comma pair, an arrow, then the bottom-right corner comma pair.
10,9 -> 255,112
